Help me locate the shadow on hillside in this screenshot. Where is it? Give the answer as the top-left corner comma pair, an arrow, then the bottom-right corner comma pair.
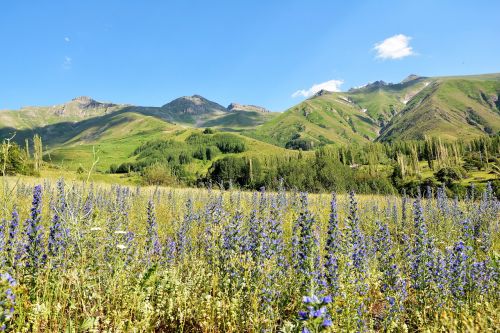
0,106 -> 175,147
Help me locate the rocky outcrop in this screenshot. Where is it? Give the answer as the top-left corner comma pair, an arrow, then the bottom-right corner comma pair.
312,89 -> 332,97
227,103 -> 270,113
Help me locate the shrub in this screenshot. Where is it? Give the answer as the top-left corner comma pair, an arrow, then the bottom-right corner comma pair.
142,162 -> 177,186
285,138 -> 314,151
0,141 -> 35,176
203,128 -> 215,134
435,167 -> 467,185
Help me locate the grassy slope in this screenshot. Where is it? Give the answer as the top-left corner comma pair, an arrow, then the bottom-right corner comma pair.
46,113 -> 302,179
345,77 -> 430,123
0,103 -> 125,130
244,93 -> 380,147
47,112 -> 180,170
2,73 -> 499,174
378,74 -> 500,141
200,110 -> 277,130
132,127 -> 303,178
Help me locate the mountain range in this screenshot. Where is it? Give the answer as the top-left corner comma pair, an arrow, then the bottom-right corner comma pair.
0,72 -> 499,169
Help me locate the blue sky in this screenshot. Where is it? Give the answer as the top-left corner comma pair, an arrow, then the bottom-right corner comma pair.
1,1 -> 499,111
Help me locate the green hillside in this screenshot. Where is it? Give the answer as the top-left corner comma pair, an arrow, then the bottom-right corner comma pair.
1,73 -> 499,170
345,75 -> 431,125
201,110 -> 277,130
39,111 -> 179,170
0,96 -> 125,130
0,95 -> 281,175
0,95 -> 274,138
378,74 -> 500,141
13,107 -> 296,175
49,124 -> 301,184
244,91 -> 380,148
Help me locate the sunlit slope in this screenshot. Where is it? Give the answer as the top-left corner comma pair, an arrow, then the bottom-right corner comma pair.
378,74 -> 500,141
45,111 -> 180,169
245,92 -> 380,148
47,115 -> 300,172
346,75 -> 431,125
0,96 -> 126,130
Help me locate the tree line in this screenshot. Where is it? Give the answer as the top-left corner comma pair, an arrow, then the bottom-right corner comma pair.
3,131 -> 499,197
110,131 -> 499,197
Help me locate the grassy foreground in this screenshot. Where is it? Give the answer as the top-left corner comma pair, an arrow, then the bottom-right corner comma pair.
0,177 -> 498,332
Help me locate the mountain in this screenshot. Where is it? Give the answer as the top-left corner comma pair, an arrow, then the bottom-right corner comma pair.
244,92 -> 380,148
243,73 -> 500,146
157,95 -> 275,129
161,95 -> 227,115
378,74 -> 500,141
0,94 -> 274,135
0,96 -> 125,130
12,109 -> 294,171
1,72 -> 499,164
0,94 -> 278,169
159,95 -> 227,125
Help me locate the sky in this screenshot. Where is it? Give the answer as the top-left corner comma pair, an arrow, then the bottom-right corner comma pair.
1,1 -> 499,112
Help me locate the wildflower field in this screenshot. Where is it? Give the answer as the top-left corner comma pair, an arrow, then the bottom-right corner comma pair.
0,178 -> 499,332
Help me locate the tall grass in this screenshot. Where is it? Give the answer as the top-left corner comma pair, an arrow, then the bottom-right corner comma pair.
0,179 -> 498,332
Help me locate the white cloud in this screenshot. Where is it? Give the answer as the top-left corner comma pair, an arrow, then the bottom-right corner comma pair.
62,56 -> 72,69
374,34 -> 414,60
64,37 -> 70,42
292,79 -> 344,98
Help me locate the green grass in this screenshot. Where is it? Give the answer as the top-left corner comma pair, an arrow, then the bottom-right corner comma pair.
378,75 -> 500,141
244,93 -> 380,147
46,112 -> 180,170
346,76 -> 430,123
201,110 -> 277,129
46,123 -> 303,185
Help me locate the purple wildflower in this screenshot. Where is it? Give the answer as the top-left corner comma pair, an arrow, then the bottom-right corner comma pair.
24,185 -> 46,278
324,193 -> 341,295
146,199 -> 161,257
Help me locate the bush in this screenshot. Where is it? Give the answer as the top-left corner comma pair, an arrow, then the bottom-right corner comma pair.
435,167 -> 467,185
285,138 -> 314,151
179,152 -> 192,164
207,156 -> 260,188
142,163 -> 177,186
213,134 -> 247,153
203,128 -> 215,134
353,173 -> 396,195
0,142 -> 35,176
448,182 -> 468,198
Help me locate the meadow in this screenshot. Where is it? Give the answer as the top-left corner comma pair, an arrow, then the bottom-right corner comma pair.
0,177 -> 498,332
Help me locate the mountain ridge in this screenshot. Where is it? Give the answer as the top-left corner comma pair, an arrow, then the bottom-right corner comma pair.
1,73 -> 499,155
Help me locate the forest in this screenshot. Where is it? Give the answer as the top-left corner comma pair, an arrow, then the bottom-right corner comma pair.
100,133 -> 500,197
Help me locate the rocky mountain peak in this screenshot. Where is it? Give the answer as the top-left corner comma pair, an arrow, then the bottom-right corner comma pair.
402,74 -> 422,83
69,96 -> 115,110
72,96 -> 96,103
162,95 -> 227,115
